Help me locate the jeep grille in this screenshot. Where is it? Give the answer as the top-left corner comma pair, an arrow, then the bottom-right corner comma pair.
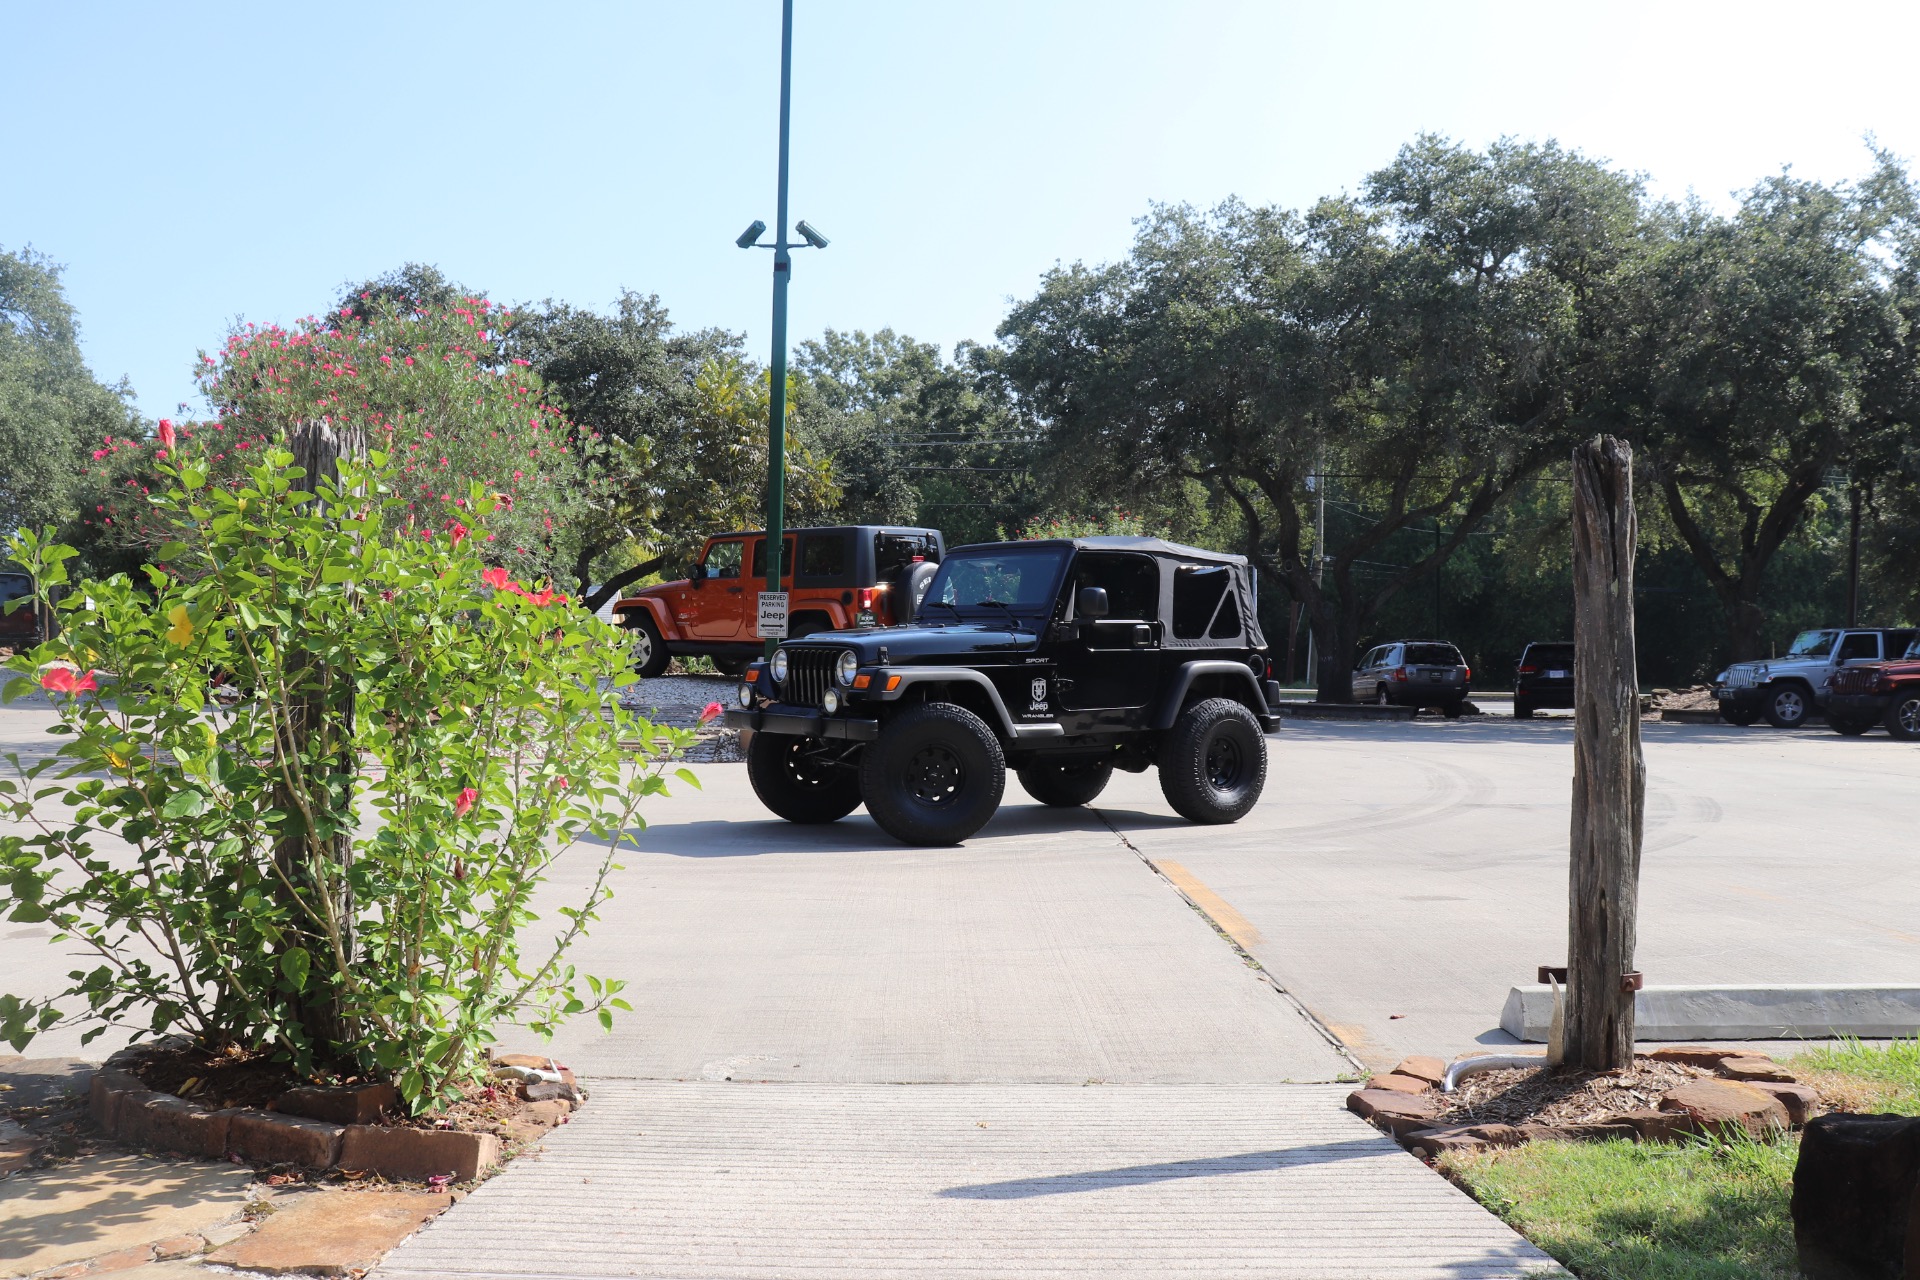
1831,666 -> 1878,694
781,647 -> 841,708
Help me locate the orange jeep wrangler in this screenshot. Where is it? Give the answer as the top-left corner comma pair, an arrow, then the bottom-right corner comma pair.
614,525 -> 944,677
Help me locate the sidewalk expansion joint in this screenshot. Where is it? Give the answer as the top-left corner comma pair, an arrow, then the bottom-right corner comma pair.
1094,808 -> 1365,1076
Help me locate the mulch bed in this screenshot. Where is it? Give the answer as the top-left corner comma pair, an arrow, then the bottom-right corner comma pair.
1434,1058 -> 1713,1129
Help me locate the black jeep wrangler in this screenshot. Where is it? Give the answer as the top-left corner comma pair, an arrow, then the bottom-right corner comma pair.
722,536 -> 1282,846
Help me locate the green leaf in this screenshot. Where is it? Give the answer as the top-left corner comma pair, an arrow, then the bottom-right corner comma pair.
160,790 -> 207,819
279,947 -> 311,992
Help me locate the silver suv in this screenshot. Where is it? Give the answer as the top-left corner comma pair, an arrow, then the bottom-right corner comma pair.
1715,628 -> 1918,728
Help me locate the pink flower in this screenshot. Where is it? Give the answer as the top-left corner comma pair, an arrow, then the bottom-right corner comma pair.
41,668 -> 99,695
481,566 -> 512,591
448,521 -> 468,548
92,449 -> 107,460
699,701 -> 724,725
157,419 -> 176,448
528,588 -> 555,608
455,787 -> 478,817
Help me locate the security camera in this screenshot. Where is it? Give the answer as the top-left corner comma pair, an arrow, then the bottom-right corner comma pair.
795,220 -> 830,249
736,220 -> 767,249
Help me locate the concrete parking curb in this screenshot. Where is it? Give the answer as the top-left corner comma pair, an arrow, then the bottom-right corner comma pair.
1278,703 -> 1418,721
1501,983 -> 1920,1042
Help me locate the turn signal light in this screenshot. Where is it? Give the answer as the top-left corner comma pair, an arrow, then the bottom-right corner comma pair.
885,674 -> 901,691
853,673 -> 872,689
744,668 -> 760,683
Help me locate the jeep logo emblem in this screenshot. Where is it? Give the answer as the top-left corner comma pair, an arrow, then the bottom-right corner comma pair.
1030,678 -> 1048,704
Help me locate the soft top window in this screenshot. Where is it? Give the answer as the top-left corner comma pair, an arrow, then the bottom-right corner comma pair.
1071,553 -> 1157,620
1173,564 -> 1237,639
1404,643 -> 1464,666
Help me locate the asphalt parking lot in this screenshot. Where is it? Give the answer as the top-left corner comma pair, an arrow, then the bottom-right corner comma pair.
5,704 -> 1916,1073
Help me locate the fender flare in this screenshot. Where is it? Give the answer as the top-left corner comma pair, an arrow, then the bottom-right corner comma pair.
613,596 -> 680,642
879,668 -> 1022,738
1149,660 -> 1272,730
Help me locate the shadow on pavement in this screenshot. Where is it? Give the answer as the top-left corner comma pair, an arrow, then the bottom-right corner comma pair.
935,1138 -> 1389,1198
593,801 -> 1118,857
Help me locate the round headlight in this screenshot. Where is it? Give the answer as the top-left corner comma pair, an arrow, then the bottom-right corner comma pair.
822,687 -> 841,714
771,649 -> 789,683
836,651 -> 859,686
737,683 -> 754,708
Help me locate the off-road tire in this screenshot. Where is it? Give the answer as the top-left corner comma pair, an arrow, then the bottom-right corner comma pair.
747,732 -> 863,824
1719,706 -> 1760,726
1829,715 -> 1876,737
1513,698 -> 1535,719
1158,697 -> 1267,824
1441,701 -> 1465,719
1885,693 -> 1920,742
1762,683 -> 1811,729
628,613 -> 670,679
715,657 -> 749,678
1017,759 -> 1114,808
860,703 -> 1006,845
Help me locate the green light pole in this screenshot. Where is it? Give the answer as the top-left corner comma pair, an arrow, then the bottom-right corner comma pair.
738,0 -> 828,657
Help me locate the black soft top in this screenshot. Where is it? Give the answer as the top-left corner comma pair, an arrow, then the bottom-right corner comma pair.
950,536 -> 1248,566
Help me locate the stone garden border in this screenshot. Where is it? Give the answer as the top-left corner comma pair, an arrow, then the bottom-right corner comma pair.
1348,1045 -> 1819,1159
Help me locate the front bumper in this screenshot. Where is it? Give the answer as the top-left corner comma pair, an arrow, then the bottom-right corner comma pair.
722,705 -> 881,741
1714,687 -> 1766,715
1825,692 -> 1892,722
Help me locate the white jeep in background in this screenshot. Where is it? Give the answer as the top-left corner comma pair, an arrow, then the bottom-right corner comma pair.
1715,627 -> 1919,727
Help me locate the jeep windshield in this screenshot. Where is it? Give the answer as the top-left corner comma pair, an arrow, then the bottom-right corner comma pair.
1784,629 -> 1839,659
920,546 -> 1067,623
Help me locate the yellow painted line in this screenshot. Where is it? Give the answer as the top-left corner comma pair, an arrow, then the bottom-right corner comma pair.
1153,858 -> 1264,949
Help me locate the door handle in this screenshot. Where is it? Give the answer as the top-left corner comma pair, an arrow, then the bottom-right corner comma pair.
727,587 -> 743,594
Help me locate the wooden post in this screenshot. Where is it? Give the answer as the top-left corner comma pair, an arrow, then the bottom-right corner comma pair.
275,421 -> 365,1058
1567,435 -> 1645,1070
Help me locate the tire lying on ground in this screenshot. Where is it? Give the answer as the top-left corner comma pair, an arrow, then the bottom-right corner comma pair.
747,731 -> 863,824
1158,697 -> 1267,824
860,703 -> 1006,845
1017,758 -> 1114,808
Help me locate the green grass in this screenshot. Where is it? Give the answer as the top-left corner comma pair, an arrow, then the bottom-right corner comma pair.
1444,1040 -> 1920,1279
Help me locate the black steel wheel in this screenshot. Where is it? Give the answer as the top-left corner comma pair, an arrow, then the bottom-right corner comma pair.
627,613 -> 671,679
746,732 -> 863,824
1829,715 -> 1876,737
1158,697 -> 1267,824
860,703 -> 1006,845
1762,683 -> 1811,729
1886,693 -> 1920,742
1017,758 -> 1114,808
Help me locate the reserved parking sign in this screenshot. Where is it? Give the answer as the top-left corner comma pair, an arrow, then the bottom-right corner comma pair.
758,591 -> 789,639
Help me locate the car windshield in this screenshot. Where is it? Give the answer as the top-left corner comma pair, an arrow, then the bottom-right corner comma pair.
0,574 -> 30,605
1784,629 -> 1839,658
1906,639 -> 1920,660
1524,645 -> 1573,665
1404,644 -> 1464,666
923,546 -> 1068,618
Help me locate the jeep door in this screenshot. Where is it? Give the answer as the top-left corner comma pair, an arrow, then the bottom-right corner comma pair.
1056,552 -> 1161,713
684,537 -> 748,640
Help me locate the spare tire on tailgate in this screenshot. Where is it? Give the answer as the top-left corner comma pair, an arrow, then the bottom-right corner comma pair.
893,560 -> 939,624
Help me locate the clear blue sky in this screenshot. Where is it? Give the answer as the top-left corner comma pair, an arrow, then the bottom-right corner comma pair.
10,0 -> 1920,421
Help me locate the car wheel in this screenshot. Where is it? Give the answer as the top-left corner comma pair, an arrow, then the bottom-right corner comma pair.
1513,698 -> 1535,719
1375,686 -> 1391,706
715,657 -> 749,678
746,732 -> 863,824
1761,684 -> 1810,729
1158,698 -> 1267,824
1719,706 -> 1759,726
1441,701 -> 1465,719
1017,758 -> 1114,808
1829,715 -> 1875,737
627,614 -> 671,679
860,703 -> 1006,845
1886,693 -> 1920,742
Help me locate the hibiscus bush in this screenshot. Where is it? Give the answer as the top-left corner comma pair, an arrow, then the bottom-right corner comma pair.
0,438 -> 692,1110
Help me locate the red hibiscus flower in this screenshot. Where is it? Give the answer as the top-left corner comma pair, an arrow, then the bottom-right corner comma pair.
157,419 -> 177,449
699,701 -> 724,725
455,787 -> 478,817
481,567 -> 511,591
40,667 -> 100,695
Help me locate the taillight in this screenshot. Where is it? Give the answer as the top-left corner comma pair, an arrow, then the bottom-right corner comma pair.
1462,667 -> 1472,681
1392,666 -> 1408,682
857,588 -> 877,611
1517,665 -> 1538,676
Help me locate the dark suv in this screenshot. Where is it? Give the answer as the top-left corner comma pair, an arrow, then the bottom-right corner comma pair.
1351,640 -> 1471,716
722,536 -> 1280,845
1513,642 -> 1575,718
0,573 -> 37,645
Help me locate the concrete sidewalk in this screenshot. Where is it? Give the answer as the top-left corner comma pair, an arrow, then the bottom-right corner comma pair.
377,1082 -> 1562,1280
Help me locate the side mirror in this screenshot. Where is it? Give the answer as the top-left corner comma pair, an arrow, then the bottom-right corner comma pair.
688,563 -> 708,582
1076,587 -> 1110,620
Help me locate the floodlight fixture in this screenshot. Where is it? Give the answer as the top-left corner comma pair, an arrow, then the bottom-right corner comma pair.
736,220 -> 767,248
795,220 -> 830,249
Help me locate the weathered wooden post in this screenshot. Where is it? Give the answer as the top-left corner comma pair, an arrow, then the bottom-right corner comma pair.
1566,435 -> 1645,1070
275,421 -> 365,1055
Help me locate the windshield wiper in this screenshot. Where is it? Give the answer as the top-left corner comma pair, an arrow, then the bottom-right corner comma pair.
973,599 -> 1024,631
920,599 -> 963,623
